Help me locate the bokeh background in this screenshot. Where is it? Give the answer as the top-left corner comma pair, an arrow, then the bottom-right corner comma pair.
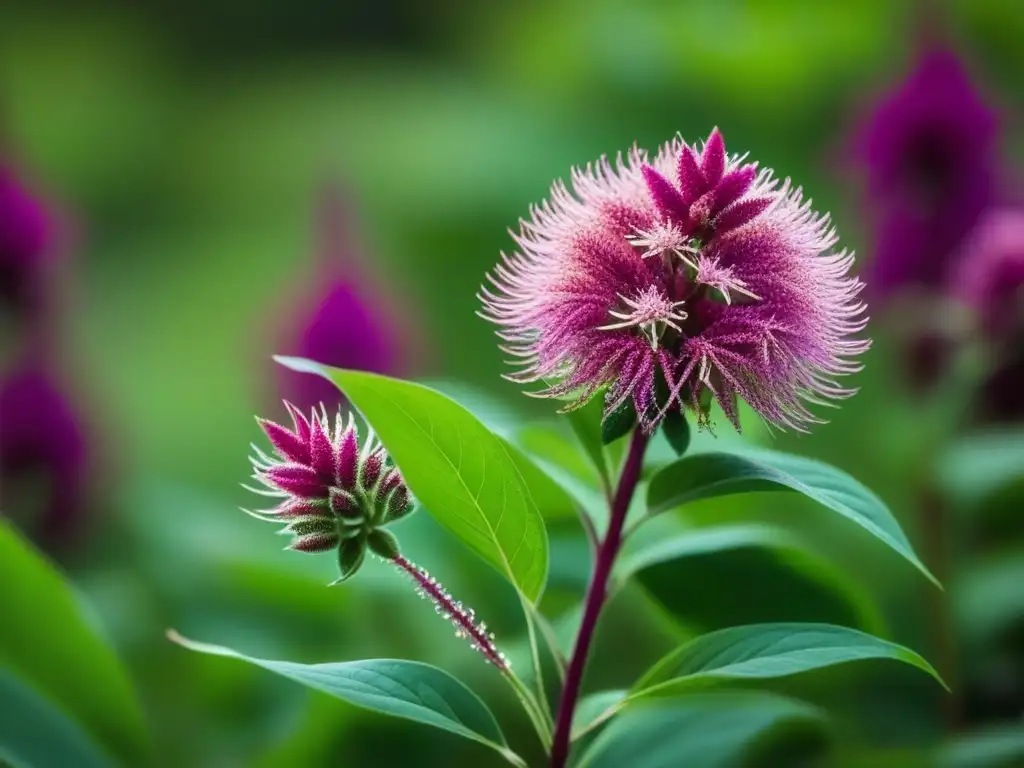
1,0 -> 1023,765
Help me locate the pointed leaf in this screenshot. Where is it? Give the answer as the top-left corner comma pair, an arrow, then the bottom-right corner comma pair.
617,524 -> 883,632
276,359 -> 548,602
566,391 -> 612,489
661,409 -> 691,456
169,633 -> 515,757
0,521 -> 148,764
645,449 -> 938,586
575,692 -> 827,768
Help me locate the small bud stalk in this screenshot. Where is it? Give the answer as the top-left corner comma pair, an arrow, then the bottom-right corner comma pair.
390,554 -> 510,673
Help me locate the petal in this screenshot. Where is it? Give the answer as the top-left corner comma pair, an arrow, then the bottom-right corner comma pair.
258,418 -> 310,464
262,464 -> 326,498
309,412 -> 335,479
335,424 -> 359,490
360,449 -> 384,490
701,128 -> 726,187
715,197 -> 772,234
676,146 -> 706,203
290,532 -> 340,553
286,516 -> 338,537
284,402 -> 311,443
641,165 -> 689,222
712,167 -> 756,213
330,487 -> 361,519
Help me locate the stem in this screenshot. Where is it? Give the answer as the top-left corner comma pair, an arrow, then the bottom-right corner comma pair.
391,554 -> 553,746
549,428 -> 649,768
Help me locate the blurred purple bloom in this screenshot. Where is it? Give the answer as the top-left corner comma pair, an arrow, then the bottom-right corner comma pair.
277,189 -> 415,412
0,363 -> 88,549
857,48 -> 998,297
0,165 -> 53,315
953,208 -> 1024,339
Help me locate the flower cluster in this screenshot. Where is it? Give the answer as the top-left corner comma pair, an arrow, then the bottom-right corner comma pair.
481,128 -> 868,432
247,403 -> 413,581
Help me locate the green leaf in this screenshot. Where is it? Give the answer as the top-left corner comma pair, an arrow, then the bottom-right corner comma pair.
575,692 -> 827,768
645,449 -> 938,586
936,429 -> 1024,509
576,623 -> 943,738
938,725 -> 1024,768
601,398 -> 635,445
277,359 -> 548,603
617,524 -> 883,632
367,529 -> 401,560
571,689 -> 628,738
636,622 -> 944,695
169,632 -> 523,764
661,410 -> 691,456
0,670 -> 115,768
0,521 -> 148,764
566,391 -> 612,489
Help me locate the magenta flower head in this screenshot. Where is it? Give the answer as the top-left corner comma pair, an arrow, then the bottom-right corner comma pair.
246,403 -> 414,582
481,128 -> 869,432
0,165 -> 53,316
0,362 -> 88,550
856,48 -> 998,297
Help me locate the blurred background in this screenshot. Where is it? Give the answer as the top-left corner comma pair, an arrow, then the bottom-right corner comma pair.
1,0 -> 1022,765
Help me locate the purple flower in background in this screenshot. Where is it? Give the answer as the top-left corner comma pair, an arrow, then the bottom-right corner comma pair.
953,209 -> 1024,339
0,165 -> 53,315
277,188 -> 416,412
481,128 -> 869,432
0,362 -> 88,549
856,48 -> 998,297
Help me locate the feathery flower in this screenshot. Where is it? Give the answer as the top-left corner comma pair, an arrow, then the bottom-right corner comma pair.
245,404 -> 510,670
481,128 -> 869,432
855,48 -> 998,297
0,165 -> 53,316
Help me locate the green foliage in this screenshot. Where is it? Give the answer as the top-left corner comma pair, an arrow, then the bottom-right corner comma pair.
645,449 -> 938,585
0,670 -> 115,768
661,409 -> 691,457
0,521 -> 149,765
600,398 -> 636,446
169,632 -> 526,766
574,692 -> 827,768
617,524 -> 883,631
276,358 -> 549,603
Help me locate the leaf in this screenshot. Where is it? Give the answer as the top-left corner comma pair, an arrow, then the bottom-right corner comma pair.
617,524 -> 883,632
574,692 -> 827,768
566,392 -> 612,489
169,632 -> 522,764
601,398 -> 635,445
953,553 -> 1024,646
645,449 -> 938,586
938,725 -> 1024,768
936,429 -> 1024,509
571,690 -> 627,738
276,359 -> 548,603
0,521 -> 149,764
0,670 -> 115,768
575,623 -> 942,738
661,410 -> 691,456
635,622 -> 944,695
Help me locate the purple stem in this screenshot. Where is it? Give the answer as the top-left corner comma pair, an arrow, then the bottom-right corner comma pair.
550,428 -> 649,767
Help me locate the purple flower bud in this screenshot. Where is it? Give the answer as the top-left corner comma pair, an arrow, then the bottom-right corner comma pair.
0,362 -> 88,549
276,189 -> 424,413
247,406 -> 415,563
482,128 -> 869,432
854,48 -> 999,298
0,166 -> 53,316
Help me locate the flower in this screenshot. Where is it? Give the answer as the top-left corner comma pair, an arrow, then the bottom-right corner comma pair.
276,188 -> 418,412
481,128 -> 869,432
855,48 -> 998,297
0,362 -> 88,550
0,165 -> 53,315
246,403 -> 413,581
952,208 -> 1024,339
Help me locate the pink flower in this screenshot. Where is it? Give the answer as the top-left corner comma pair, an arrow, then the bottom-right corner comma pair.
481,128 -> 869,432
246,403 -> 412,566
